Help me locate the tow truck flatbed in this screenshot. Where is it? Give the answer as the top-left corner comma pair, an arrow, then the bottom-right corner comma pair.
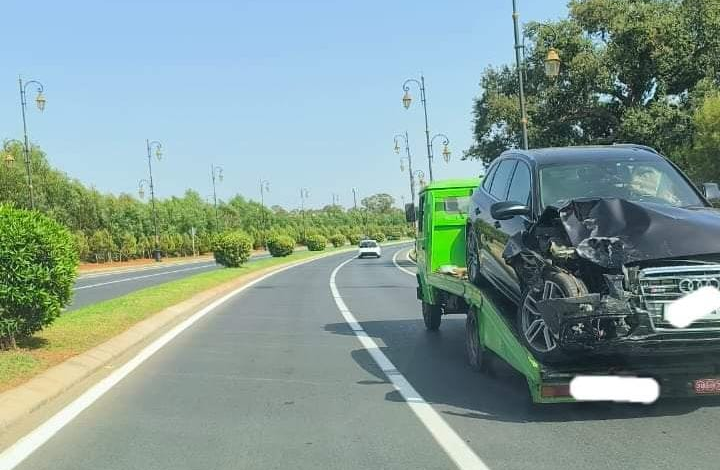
408,179 -> 720,403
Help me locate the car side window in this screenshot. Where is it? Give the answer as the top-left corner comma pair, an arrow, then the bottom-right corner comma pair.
506,161 -> 532,206
489,160 -> 517,200
482,163 -> 498,191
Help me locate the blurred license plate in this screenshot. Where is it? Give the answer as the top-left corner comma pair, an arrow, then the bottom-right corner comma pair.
694,378 -> 720,394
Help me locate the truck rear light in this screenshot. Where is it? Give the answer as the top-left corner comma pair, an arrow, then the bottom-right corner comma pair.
540,384 -> 571,398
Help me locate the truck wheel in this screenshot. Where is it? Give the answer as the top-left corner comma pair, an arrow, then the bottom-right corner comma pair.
465,307 -> 485,372
422,301 -> 442,331
466,226 -> 482,285
517,271 -> 587,364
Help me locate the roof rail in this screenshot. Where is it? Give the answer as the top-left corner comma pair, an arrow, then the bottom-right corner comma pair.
611,143 -> 660,154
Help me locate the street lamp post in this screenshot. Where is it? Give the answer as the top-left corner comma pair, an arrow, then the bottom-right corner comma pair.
2,139 -> 23,168
413,170 -> 426,189
300,188 -> 310,241
430,133 -> 452,164
260,179 -> 270,234
402,74 -> 436,181
144,140 -> 163,261
211,164 -> 224,232
394,131 -> 416,208
510,2 -> 564,149
511,0 -> 530,150
18,77 -> 46,209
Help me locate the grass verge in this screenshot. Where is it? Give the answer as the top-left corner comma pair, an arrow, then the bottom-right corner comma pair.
0,246 -> 359,392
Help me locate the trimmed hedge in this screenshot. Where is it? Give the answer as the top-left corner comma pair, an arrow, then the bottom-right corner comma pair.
347,233 -> 363,245
0,204 -> 78,349
305,234 -> 327,251
213,231 -> 254,267
370,232 -> 387,243
386,228 -> 403,240
328,233 -> 347,248
267,235 -> 295,257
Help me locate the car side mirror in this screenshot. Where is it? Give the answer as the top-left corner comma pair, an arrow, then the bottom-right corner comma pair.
703,183 -> 720,201
490,201 -> 531,220
405,203 -> 416,223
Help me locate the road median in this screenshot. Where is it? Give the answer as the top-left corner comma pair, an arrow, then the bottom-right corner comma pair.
0,241 -> 410,435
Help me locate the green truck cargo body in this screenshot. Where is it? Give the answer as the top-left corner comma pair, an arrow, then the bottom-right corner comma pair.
412,179 -> 720,403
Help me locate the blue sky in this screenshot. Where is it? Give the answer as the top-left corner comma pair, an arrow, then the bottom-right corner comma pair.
1,0 -> 569,209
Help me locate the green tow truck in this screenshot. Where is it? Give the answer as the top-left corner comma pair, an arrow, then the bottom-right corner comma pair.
409,178 -> 720,403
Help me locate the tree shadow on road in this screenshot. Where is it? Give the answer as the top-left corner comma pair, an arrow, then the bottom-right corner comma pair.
324,319 -> 719,424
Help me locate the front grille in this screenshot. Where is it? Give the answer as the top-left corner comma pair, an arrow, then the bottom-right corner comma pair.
639,265 -> 720,331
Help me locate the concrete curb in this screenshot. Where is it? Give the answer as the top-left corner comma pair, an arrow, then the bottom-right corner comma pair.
0,240 -> 411,435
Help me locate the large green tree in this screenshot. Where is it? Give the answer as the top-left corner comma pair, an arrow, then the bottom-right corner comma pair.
466,0 -> 720,174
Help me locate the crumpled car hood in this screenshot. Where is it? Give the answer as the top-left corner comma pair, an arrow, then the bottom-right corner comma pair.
548,198 -> 720,265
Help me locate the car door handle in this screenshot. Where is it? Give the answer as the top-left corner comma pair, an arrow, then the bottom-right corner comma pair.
494,221 -> 501,229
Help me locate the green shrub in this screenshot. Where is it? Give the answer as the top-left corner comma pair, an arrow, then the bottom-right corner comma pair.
370,232 -> 387,243
267,235 -> 295,257
329,233 -> 347,248
347,233 -> 363,245
213,231 -> 254,267
0,205 -> 78,349
386,228 -> 403,240
305,234 -> 327,251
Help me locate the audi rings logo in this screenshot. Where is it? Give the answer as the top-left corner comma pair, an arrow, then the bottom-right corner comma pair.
678,277 -> 720,294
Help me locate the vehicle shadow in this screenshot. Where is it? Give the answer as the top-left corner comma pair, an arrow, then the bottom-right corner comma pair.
324,318 -> 720,423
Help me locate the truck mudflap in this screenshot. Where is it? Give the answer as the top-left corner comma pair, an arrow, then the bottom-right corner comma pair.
532,354 -> 720,402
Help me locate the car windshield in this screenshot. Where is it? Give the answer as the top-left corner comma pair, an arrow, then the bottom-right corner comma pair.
539,159 -> 705,209
359,241 -> 378,248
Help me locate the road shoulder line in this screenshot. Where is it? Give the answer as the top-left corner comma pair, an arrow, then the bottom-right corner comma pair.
0,241 -> 413,468
74,263 -> 217,290
392,248 -> 416,277
329,257 -> 490,470
0,248 -> 369,469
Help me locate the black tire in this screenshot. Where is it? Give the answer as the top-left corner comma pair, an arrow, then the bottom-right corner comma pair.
465,307 -> 485,372
422,301 -> 442,331
517,271 -> 588,363
466,225 -> 482,285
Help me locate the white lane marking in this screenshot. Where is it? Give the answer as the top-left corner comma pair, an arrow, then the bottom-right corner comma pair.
77,259 -> 213,280
329,258 -> 491,470
666,286 -> 720,328
392,248 -> 416,277
405,248 -> 416,264
0,254 -> 335,470
73,264 -> 217,290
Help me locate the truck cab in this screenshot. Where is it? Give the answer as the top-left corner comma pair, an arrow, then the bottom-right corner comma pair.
411,179 -> 479,329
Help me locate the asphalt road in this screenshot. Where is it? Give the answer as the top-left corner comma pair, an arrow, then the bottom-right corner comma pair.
69,253 -> 271,310
10,245 -> 720,470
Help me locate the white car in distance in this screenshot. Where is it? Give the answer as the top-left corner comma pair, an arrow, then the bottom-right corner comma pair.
358,240 -> 381,258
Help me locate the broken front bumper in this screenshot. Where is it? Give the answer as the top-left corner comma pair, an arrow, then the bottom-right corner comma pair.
537,294 -> 720,355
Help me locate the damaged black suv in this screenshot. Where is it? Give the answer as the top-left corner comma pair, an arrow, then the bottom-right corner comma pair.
467,144 -> 720,362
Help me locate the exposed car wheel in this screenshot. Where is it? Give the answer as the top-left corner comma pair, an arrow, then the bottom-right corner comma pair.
466,225 -> 482,285
465,307 -> 485,372
422,301 -> 442,331
517,272 -> 587,363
